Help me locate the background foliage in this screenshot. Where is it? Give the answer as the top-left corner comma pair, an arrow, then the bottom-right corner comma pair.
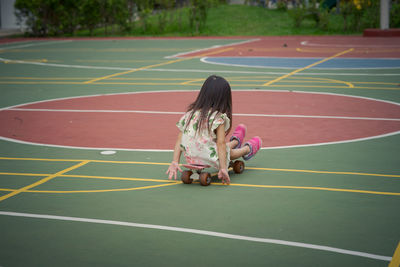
14,0 -> 400,37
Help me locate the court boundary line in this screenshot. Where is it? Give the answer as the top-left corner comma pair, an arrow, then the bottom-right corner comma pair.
1,82 -> 398,91
8,107 -> 400,122
200,56 -> 400,70
1,56 -> 400,75
0,157 -> 399,178
0,40 -> 73,51
2,89 -> 399,113
0,211 -> 392,262
1,89 -> 399,151
3,75 -> 396,89
300,40 -> 400,48
1,160 -> 399,196
165,38 -> 260,58
1,174 -> 399,196
1,126 -> 399,152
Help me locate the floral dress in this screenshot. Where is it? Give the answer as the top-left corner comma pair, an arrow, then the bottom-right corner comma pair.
177,110 -> 230,169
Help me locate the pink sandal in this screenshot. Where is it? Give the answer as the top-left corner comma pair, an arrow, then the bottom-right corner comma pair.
243,136 -> 262,160
230,124 -> 247,149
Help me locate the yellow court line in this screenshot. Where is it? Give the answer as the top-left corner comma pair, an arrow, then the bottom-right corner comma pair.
82,58 -> 190,84
75,59 -> 164,63
1,180 -> 399,197
0,183 -> 180,193
1,76 -> 396,86
246,167 -> 400,178
0,157 -> 399,178
180,78 -> 205,85
389,242 -> 400,267
293,76 -> 355,88
1,171 -> 400,196
296,47 -> 400,54
263,48 -> 354,86
0,172 -> 175,183
0,81 -> 84,85
266,84 -> 399,91
0,157 -> 170,165
0,160 -> 90,202
0,172 -> 50,177
0,188 -> 14,192
0,80 -> 396,90
228,183 -> 400,196
1,81 -> 398,90
30,182 -> 179,193
61,174 -> 175,183
83,47 -> 234,84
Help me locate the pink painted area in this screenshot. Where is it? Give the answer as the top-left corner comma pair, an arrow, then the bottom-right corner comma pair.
0,110 -> 177,149
233,91 -> 400,119
19,92 -> 192,112
1,91 -> 400,150
21,91 -> 400,119
180,36 -> 400,59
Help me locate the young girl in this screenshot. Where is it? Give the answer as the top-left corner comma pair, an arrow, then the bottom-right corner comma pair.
166,75 -> 262,185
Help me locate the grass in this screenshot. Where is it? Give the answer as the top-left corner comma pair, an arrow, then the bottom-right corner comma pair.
126,4 -> 360,36
14,4 -> 362,38
202,5 -> 351,36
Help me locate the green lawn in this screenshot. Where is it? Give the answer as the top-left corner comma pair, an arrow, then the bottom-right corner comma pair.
71,4 -> 359,37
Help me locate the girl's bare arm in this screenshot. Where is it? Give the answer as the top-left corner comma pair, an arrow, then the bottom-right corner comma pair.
216,124 -> 230,184
166,132 -> 183,180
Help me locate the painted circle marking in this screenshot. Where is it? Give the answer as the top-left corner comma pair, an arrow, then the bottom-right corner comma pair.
0,90 -> 399,151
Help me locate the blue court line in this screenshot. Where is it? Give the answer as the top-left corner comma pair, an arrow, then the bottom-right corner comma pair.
202,57 -> 400,69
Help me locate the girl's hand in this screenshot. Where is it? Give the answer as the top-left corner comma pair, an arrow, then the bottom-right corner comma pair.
218,168 -> 230,185
166,161 -> 182,180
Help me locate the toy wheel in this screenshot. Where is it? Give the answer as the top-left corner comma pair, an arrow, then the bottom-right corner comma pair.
181,170 -> 193,184
199,172 -> 211,186
233,160 -> 245,174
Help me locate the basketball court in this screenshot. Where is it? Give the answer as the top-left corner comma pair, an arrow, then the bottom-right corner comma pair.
0,36 -> 399,266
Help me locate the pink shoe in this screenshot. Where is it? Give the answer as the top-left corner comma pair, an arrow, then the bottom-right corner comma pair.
243,136 -> 262,160
230,124 -> 247,149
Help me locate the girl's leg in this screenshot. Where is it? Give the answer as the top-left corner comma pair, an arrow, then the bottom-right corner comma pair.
228,139 -> 239,150
230,146 -> 250,160
230,136 -> 262,161
230,124 -> 246,149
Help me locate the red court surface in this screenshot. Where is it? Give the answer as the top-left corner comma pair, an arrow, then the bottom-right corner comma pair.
1,90 -> 400,150
177,36 -> 400,58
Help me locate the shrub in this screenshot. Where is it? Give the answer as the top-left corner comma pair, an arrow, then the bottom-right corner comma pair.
390,0 -> 400,27
289,0 -> 330,30
288,5 -> 307,28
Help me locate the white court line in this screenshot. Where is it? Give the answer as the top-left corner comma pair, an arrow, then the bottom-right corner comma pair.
1,130 -> 400,152
200,57 -> 400,70
0,40 -> 73,50
1,90 -> 399,151
301,40 -> 400,48
165,38 -> 260,58
8,108 -> 400,122
1,89 -> 400,110
0,211 -> 392,262
1,56 -> 399,76
0,57 -> 131,70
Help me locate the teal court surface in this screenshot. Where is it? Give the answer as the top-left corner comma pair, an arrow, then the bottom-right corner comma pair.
0,36 -> 400,266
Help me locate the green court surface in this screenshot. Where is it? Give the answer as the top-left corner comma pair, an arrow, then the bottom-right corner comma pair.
0,37 -> 399,267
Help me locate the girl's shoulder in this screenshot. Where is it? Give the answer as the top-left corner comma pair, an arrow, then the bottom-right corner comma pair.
209,110 -> 228,121
209,110 -> 230,131
177,110 -> 199,128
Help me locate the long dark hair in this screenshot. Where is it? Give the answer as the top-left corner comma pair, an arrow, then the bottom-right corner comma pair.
185,75 -> 232,135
